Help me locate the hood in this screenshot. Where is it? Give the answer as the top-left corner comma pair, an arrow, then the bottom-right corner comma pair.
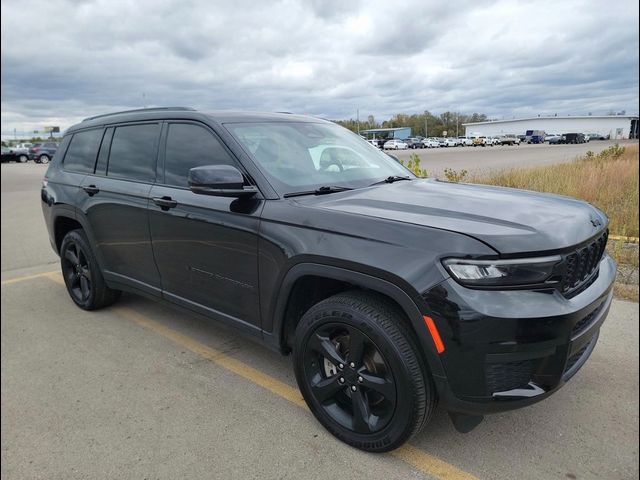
298,179 -> 607,254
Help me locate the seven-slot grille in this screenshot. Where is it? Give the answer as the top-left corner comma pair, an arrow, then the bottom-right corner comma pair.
560,230 -> 608,297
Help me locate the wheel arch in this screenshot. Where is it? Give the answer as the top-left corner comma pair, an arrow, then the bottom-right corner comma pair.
52,210 -> 107,272
272,263 -> 446,379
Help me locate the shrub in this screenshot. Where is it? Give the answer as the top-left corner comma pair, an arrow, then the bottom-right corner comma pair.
443,168 -> 468,183
400,154 -> 428,177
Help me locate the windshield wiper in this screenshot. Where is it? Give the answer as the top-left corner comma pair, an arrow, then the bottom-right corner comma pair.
283,185 -> 354,198
369,175 -> 412,186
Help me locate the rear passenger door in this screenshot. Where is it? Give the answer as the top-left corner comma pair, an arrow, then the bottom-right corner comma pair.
148,121 -> 263,331
78,122 -> 162,295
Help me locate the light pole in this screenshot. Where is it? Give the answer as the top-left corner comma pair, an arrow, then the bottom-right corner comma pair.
424,110 -> 428,138
357,109 -> 360,135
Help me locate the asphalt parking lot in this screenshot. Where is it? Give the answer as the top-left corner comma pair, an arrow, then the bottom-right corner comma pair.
1,161 -> 638,480
393,140 -> 634,177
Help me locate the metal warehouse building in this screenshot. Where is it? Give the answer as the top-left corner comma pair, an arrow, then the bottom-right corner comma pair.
463,115 -> 638,139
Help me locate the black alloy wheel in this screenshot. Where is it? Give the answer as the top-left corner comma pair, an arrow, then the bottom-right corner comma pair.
303,323 -> 397,435
294,291 -> 435,452
61,239 -> 92,304
59,229 -> 120,310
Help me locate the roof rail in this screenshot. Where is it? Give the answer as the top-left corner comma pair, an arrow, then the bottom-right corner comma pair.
82,107 -> 196,122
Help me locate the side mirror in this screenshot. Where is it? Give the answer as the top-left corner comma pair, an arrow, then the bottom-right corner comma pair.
188,165 -> 258,198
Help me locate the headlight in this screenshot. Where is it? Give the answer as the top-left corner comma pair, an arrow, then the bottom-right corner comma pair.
442,256 -> 562,287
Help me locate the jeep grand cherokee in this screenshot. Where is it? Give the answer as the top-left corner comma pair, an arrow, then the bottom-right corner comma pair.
41,107 -> 615,452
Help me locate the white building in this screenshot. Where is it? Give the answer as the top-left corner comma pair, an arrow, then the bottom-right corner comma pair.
463,115 -> 638,139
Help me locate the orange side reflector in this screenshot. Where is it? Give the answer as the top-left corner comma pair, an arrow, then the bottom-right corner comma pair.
423,316 -> 445,354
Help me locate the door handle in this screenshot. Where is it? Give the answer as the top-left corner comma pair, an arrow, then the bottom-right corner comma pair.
82,185 -> 99,196
152,196 -> 178,210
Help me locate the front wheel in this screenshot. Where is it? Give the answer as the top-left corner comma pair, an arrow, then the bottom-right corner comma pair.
294,291 -> 435,452
19,154 -> 28,163
39,154 -> 50,164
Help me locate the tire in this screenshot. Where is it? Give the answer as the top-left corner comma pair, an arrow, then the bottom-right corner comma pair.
60,229 -> 121,310
19,155 -> 28,163
293,291 -> 435,452
39,154 -> 50,164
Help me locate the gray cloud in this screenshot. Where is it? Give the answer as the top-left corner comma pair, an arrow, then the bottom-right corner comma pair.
1,0 -> 638,137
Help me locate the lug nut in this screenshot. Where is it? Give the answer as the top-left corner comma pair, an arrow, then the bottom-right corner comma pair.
358,376 -> 363,383
349,362 -> 355,368
338,363 -> 344,369
339,377 -> 345,384
351,385 -> 357,392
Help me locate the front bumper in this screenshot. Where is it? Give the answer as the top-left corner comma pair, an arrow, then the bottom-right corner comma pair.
422,254 -> 616,416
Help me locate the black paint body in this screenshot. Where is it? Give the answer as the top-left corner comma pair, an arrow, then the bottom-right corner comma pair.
41,109 -> 615,419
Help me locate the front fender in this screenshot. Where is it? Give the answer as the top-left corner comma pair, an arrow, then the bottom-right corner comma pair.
265,262 -> 447,380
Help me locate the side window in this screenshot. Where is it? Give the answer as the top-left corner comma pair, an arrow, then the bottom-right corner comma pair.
63,129 -> 104,173
164,123 -> 237,187
107,124 -> 160,182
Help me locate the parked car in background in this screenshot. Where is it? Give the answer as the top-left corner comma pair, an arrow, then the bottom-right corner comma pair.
443,138 -> 457,147
404,138 -> 425,149
545,134 -> 562,143
504,134 -> 521,145
586,133 -> 607,140
559,133 -> 586,144
525,130 -> 546,144
457,136 -> 473,146
1,146 -> 30,163
383,139 -> 408,150
497,135 -> 518,146
472,136 -> 487,147
516,134 -> 527,143
13,142 -> 33,156
423,138 -> 440,148
548,135 -> 563,144
367,139 -> 381,149
29,142 -> 59,164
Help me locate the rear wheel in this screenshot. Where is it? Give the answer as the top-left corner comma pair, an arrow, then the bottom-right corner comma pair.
60,229 -> 120,310
19,154 -> 28,163
39,154 -> 50,164
294,291 -> 435,452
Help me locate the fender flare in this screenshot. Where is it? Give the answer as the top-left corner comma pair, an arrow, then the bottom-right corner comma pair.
271,262 -> 446,379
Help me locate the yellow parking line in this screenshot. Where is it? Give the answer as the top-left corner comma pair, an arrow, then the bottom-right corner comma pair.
114,305 -> 478,480
113,306 -> 307,409
33,272 -> 478,479
1,270 -> 59,286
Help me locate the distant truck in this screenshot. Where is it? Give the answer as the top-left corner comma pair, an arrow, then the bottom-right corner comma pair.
525,130 -> 546,144
557,133 -> 586,144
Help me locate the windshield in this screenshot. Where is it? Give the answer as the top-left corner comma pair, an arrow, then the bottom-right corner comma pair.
225,121 -> 413,195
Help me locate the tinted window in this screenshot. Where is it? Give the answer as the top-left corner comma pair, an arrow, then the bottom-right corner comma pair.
63,129 -> 103,173
164,123 -> 236,187
107,124 -> 160,182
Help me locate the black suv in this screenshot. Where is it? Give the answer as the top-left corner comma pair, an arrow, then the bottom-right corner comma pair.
42,107 -> 615,452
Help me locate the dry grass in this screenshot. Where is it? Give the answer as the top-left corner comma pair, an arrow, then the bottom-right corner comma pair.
613,283 -> 639,302
470,144 -> 639,301
470,144 -> 639,238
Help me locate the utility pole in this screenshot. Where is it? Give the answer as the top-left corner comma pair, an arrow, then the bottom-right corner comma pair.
424,110 -> 428,138
356,109 -> 360,135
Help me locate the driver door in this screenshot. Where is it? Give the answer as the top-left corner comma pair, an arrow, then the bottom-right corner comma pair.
149,121 -> 263,330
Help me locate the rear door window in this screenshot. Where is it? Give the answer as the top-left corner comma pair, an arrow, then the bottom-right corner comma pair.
107,124 -> 160,182
63,128 -> 104,173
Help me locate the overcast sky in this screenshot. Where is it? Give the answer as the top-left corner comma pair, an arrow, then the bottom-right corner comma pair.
1,0 -> 638,137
